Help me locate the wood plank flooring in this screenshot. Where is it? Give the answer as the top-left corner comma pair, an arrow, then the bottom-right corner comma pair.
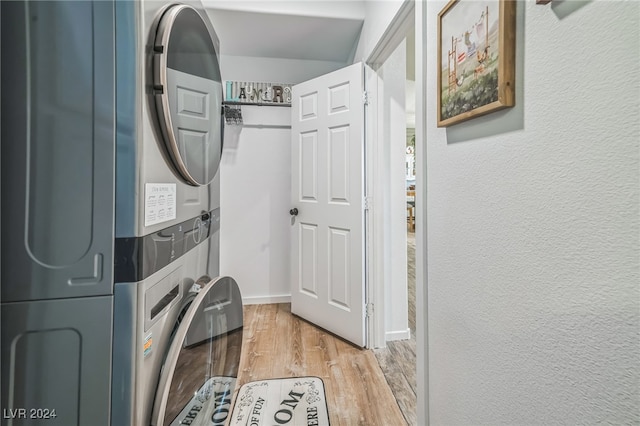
374,339 -> 416,426
235,303 -> 406,426
374,231 -> 417,426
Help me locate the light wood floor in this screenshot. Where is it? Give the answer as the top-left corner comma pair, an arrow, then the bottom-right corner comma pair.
374,231 -> 417,425
235,303 -> 406,426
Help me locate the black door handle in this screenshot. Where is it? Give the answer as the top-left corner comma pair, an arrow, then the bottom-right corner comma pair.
289,208 -> 298,216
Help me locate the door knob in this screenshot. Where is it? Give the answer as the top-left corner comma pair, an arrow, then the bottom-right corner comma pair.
289,208 -> 299,216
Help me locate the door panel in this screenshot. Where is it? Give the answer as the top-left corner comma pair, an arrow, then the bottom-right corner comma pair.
328,227 -> 351,309
1,296 -> 113,426
328,126 -> 351,203
300,225 -> 318,297
0,0 -> 115,302
300,131 -> 319,200
291,62 -> 365,347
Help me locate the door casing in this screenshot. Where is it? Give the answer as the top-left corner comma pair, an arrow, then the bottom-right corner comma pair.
364,0 -> 427,424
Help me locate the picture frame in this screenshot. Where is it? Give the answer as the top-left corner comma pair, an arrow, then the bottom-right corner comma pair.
437,0 -> 516,127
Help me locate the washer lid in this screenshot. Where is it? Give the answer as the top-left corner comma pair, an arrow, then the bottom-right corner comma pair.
153,4 -> 223,186
151,276 -> 243,426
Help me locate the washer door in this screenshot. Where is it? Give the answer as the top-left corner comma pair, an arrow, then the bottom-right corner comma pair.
153,4 -> 223,186
151,276 -> 243,426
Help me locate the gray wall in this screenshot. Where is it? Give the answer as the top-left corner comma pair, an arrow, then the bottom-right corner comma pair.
424,1 -> 639,423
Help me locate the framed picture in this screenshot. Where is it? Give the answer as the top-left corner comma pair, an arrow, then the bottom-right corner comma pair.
437,0 -> 516,127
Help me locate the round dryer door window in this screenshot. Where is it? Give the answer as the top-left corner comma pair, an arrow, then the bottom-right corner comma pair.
152,276 -> 243,426
153,5 -> 223,186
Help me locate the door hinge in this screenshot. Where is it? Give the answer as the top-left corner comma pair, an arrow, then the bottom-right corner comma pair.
365,302 -> 374,318
362,90 -> 369,106
363,196 -> 372,211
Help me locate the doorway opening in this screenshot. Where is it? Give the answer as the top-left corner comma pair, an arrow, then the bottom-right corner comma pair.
367,9 -> 417,425
405,24 -> 417,346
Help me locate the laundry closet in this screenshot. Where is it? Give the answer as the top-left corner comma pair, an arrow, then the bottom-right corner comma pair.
1,1 -> 367,424
208,6 -> 364,306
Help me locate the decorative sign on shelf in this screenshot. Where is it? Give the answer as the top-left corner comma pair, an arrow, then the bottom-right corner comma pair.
225,81 -> 293,106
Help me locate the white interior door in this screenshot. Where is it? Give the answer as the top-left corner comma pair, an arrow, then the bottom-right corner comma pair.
290,62 -> 366,347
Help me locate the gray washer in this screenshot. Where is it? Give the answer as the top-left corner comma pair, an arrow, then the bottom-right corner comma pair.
151,276 -> 243,426
1,2 -> 116,425
112,228 -> 231,426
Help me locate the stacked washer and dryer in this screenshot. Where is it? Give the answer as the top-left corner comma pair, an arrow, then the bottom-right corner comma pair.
113,1 -> 243,425
1,1 -> 242,425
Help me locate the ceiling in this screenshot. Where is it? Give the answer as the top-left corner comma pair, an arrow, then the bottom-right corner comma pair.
204,2 -> 415,125
205,3 -> 365,63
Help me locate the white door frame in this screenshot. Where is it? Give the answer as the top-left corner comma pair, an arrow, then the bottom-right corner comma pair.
364,1 -> 429,425
365,0 -> 415,349
363,63 -> 383,349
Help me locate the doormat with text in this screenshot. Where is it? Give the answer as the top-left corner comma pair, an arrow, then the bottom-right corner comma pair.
230,377 -> 330,426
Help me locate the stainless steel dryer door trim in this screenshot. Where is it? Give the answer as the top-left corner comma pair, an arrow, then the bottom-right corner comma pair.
151,276 -> 243,426
152,4 -> 223,187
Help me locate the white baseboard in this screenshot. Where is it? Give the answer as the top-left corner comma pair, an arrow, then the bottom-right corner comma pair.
385,328 -> 411,342
242,294 -> 291,305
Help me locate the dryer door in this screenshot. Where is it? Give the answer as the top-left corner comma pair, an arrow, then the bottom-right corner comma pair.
151,276 -> 243,426
153,5 -> 223,186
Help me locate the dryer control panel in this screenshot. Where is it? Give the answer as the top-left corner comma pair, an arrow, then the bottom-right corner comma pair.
114,209 -> 220,283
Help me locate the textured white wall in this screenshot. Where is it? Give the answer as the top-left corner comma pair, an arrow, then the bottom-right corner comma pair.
220,55 -> 348,84
220,106 -> 292,304
353,0 -> 404,61
424,1 -> 639,423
